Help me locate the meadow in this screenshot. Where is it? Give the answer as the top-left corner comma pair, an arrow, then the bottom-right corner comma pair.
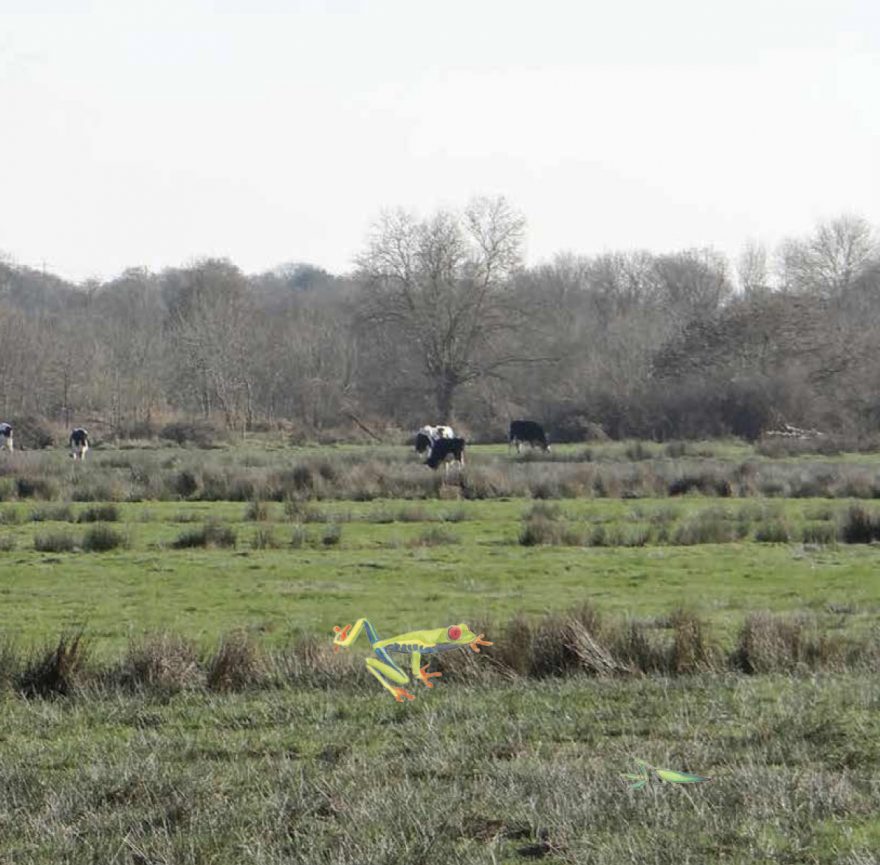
0,438 -> 878,863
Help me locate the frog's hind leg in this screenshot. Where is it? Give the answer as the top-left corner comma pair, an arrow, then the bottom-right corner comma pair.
365,656 -> 414,702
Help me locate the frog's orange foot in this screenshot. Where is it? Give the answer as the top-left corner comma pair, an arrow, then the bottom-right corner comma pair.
332,624 -> 352,651
469,634 -> 493,653
392,687 -> 416,703
417,664 -> 442,688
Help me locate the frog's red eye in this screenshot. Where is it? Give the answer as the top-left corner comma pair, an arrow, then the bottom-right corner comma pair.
448,625 -> 462,640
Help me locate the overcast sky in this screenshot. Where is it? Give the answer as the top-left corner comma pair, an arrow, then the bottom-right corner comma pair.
1,0 -> 878,283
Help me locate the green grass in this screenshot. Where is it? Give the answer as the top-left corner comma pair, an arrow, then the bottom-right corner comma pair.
0,674 -> 877,864
1,441 -> 880,862
1,496 -> 880,653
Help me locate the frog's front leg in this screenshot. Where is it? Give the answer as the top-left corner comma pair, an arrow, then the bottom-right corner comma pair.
365,652 -> 415,702
411,650 -> 442,689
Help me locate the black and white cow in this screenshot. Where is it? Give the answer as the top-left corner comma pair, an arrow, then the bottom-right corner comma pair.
69,427 -> 90,460
414,424 -> 455,455
509,420 -> 550,453
425,436 -> 466,470
0,422 -> 12,453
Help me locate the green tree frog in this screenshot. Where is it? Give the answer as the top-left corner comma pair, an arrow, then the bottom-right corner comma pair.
332,619 -> 493,702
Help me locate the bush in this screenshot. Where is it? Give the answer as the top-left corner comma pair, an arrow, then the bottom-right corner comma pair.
18,633 -> 88,697
77,504 -> 119,523
16,477 -> 58,500
171,470 -> 199,498
34,531 -> 77,553
172,522 -> 236,549
245,500 -> 270,522
159,420 -> 223,448
840,504 -> 880,544
321,524 -> 342,546
410,526 -> 460,547
81,524 -> 127,552
754,519 -> 792,543
10,415 -> 54,449
251,527 -> 279,550
119,633 -> 200,694
206,631 -> 264,692
0,535 -> 15,552
30,504 -> 74,522
519,517 -> 563,546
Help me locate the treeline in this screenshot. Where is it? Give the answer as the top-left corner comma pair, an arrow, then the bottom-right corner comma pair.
2,201 -> 879,444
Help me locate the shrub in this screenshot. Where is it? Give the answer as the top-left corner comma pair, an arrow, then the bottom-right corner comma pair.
30,504 -> 74,522
839,504 -> 880,544
321,524 -> 342,546
77,504 -> 119,523
732,612 -> 807,673
81,524 -> 127,552
802,522 -> 837,545
524,501 -> 563,521
245,500 -> 270,522
754,519 -> 792,543
668,608 -> 718,673
172,522 -> 236,549
519,517 -> 563,546
668,473 -> 732,497
18,633 -> 88,697
290,525 -> 308,548
159,420 -> 223,448
0,535 -> 15,552
171,470 -> 199,498
34,531 -> 77,553
251,527 -> 279,550
119,633 -> 201,694
16,477 -> 58,500
410,526 -> 460,547
206,632 -> 264,692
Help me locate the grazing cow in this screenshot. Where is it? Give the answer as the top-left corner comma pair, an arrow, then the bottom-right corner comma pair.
509,420 -> 550,453
414,424 -> 455,455
0,422 -> 12,453
425,437 -> 466,471
69,427 -> 90,460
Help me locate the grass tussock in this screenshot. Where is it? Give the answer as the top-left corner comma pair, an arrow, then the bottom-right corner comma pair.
206,631 -> 265,692
81,523 -> 127,552
171,521 -> 236,549
34,530 -> 77,552
118,633 -> 201,694
17,633 -> 89,697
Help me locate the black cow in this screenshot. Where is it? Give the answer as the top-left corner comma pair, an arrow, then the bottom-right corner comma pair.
414,424 -> 454,455
0,422 -> 12,453
69,427 -> 90,460
509,420 -> 549,453
425,437 -> 466,470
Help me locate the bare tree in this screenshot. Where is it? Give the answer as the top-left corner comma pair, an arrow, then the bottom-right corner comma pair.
357,196 -> 531,419
777,214 -> 878,296
737,240 -> 770,296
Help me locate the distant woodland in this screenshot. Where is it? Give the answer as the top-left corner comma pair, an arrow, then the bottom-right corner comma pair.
2,198 -> 880,445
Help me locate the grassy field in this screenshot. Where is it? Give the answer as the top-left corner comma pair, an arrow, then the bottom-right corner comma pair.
1,440 -> 879,863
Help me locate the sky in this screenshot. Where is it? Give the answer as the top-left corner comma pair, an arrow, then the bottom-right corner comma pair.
1,0 -> 878,283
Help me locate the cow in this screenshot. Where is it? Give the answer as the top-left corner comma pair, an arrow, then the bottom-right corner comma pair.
69,427 -> 90,460
509,420 -> 550,453
0,422 -> 12,453
414,424 -> 455,455
425,436 -> 466,471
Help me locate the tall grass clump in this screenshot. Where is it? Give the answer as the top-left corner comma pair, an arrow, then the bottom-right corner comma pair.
77,503 -> 120,523
17,633 -> 89,697
206,631 -> 264,692
244,499 -> 270,521
34,531 -> 77,553
81,523 -> 127,552
839,504 -> 880,543
171,521 -> 236,549
117,633 -> 201,695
